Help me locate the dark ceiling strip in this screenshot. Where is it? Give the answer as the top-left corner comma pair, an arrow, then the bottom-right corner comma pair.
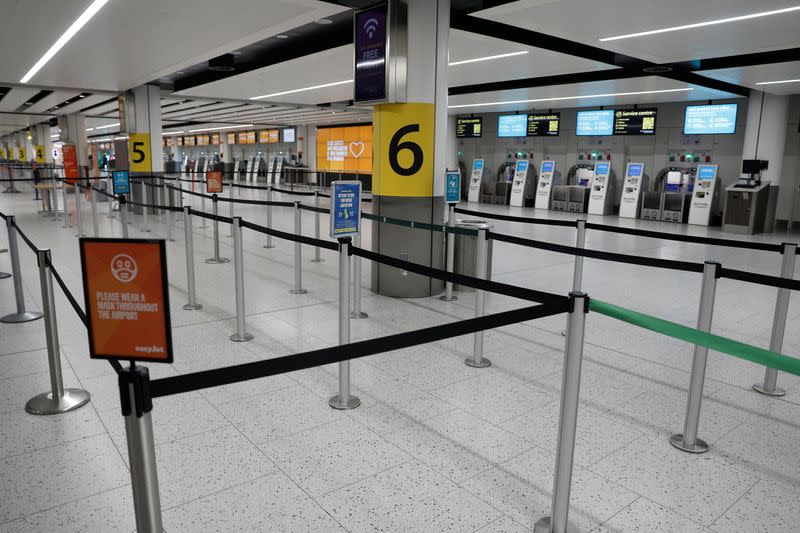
670,47 -> 800,72
448,68 -> 640,96
659,70 -> 750,97
79,96 -> 118,113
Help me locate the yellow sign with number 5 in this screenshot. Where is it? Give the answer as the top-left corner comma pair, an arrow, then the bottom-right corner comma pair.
128,133 -> 151,172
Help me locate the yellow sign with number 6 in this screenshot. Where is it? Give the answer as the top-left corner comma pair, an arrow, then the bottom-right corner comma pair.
128,133 -> 151,172
373,102 -> 434,197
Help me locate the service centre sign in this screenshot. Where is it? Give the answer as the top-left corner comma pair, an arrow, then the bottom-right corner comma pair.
80,238 -> 173,363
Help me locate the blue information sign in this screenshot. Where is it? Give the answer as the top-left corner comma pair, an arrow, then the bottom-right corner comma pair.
445,172 -> 461,204
112,170 -> 130,195
330,181 -> 362,238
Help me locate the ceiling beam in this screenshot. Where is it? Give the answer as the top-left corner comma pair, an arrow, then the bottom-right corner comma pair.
448,68 -> 640,96
669,47 -> 800,72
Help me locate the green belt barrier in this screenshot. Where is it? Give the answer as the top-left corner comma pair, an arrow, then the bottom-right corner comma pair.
589,298 -> 800,377
361,212 -> 478,236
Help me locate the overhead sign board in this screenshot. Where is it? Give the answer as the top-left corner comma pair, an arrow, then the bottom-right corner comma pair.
445,172 -> 461,204
527,113 -> 560,137
354,3 -> 389,103
80,239 -> 173,363
456,117 -> 482,138
112,170 -> 130,195
206,171 -> 223,193
330,180 -> 361,238
613,108 -> 657,135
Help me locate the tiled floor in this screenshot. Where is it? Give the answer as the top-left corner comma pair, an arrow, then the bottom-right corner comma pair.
0,180 -> 799,532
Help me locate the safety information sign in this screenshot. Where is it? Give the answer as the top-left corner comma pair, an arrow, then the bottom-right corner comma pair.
206,171 -> 223,193
445,172 -> 461,204
80,239 -> 173,363
112,170 -> 130,195
330,180 -> 361,238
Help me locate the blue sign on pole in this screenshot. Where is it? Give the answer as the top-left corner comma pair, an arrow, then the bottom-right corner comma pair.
112,170 -> 130,195
330,181 -> 362,238
445,172 -> 461,204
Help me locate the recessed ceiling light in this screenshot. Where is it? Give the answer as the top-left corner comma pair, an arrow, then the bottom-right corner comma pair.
176,71 -> 185,75
314,18 -> 333,25
755,79 -> 800,85
275,34 -> 289,39
448,50 -> 528,66
448,87 -> 693,109
188,124 -> 253,133
250,80 -> 352,100
19,0 -> 111,83
599,5 -> 800,41
79,94 -> 86,97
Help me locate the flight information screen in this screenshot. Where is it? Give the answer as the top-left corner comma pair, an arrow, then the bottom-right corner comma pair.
457,117 -> 482,138
498,114 -> 527,137
683,104 -> 738,134
576,110 -> 614,136
614,108 -> 657,135
527,113 -> 560,136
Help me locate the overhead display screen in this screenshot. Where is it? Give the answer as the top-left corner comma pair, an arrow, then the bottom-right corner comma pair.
613,108 -> 657,135
316,124 -> 373,173
576,110 -> 614,136
354,3 -> 388,102
283,128 -> 296,143
527,113 -> 560,136
684,104 -> 738,134
498,114 -> 527,137
457,117 -> 482,138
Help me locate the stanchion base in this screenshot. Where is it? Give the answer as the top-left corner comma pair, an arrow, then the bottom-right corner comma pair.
465,357 -> 491,368
204,257 -> 230,264
311,258 -> 325,263
290,289 -> 308,295
1,311 -> 44,324
534,516 -> 581,533
752,384 -> 787,397
329,395 -> 361,410
0,272 -> 10,279
182,303 -> 203,310
230,332 -> 254,342
263,244 -> 276,249
439,295 -> 457,301
25,388 -> 90,415
669,434 -> 709,454
0,248 -> 7,252
350,311 -> 368,319
141,228 -> 152,233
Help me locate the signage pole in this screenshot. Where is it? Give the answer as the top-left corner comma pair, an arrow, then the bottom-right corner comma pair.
466,228 -> 491,368
120,195 -> 129,239
289,201 -> 307,294
350,233 -> 367,319
311,191 -> 324,262
441,204 -> 457,301
182,207 -> 202,310
90,184 -> 100,237
264,186 -> 275,248
230,217 -> 253,342
329,238 -> 360,410
25,249 -> 90,414
0,216 -> 43,323
204,194 -> 229,264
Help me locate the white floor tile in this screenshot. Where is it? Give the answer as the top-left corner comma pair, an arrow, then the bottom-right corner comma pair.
593,497 -> 713,533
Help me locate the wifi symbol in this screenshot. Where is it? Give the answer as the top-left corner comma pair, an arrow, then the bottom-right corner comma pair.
364,17 -> 379,38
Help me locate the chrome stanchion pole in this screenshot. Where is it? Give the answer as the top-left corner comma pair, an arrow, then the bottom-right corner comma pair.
182,207 -> 202,311
106,177 -> 114,219
200,192 -> 208,229
264,186 -> 275,249
329,238 -> 360,410
467,228 -> 491,368
25,249 -> 90,414
75,182 -> 86,237
119,366 -> 165,533
204,194 -> 229,264
350,233 -> 367,319
61,182 -> 70,228
311,191 -> 324,262
290,201 -> 307,294
230,217 -> 253,342
535,292 -> 588,533
227,184 -> 234,237
120,195 -> 130,239
90,184 -> 100,237
671,261 -> 719,454
440,205 -> 457,301
165,205 -> 174,242
1,216 -> 43,323
51,174 -> 58,220
562,219 -> 586,337
753,242 -> 797,397
141,180 -> 151,233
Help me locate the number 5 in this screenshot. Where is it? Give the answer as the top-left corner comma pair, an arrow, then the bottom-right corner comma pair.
132,141 -> 146,164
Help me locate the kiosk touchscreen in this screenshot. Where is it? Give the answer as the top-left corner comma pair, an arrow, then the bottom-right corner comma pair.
534,160 -> 558,209
619,162 -> 648,219
588,161 -> 615,215
509,159 -> 531,207
467,159 -> 486,203
688,164 -> 719,226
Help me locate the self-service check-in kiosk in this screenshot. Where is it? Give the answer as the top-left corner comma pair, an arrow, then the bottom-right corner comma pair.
619,162 -> 648,219
467,159 -> 487,203
688,164 -> 720,226
557,164 -> 594,213
642,167 -> 694,223
534,160 -> 559,210
587,161 -> 615,215
509,159 -> 533,207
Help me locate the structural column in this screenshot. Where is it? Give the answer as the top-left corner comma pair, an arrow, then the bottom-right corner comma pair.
124,85 -> 163,215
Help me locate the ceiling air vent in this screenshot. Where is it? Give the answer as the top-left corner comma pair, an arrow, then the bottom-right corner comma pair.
208,54 -> 236,72
643,66 -> 673,74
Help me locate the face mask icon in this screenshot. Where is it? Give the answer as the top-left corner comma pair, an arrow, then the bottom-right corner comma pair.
111,254 -> 138,283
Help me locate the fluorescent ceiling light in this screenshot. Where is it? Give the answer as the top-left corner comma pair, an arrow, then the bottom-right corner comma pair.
163,131 -> 185,135
600,6 -> 800,41
188,124 -> 253,133
449,50 -> 528,66
448,87 -> 693,109
756,79 -> 800,85
50,134 -> 59,138
19,0 -> 111,83
95,122 -> 120,130
85,127 -> 95,132
250,80 -> 352,100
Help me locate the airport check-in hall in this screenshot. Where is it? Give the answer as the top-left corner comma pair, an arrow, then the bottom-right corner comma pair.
1,1 -> 800,532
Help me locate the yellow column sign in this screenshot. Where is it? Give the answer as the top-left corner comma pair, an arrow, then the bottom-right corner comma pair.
128,133 -> 152,172
17,147 -> 26,161
372,102 -> 434,197
0,148 -> 5,159
35,145 -> 46,164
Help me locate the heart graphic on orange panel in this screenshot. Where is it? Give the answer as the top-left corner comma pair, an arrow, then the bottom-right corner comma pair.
349,141 -> 364,158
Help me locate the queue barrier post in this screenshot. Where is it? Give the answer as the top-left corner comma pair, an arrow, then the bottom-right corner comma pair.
90,184 -> 100,237
671,261 -> 720,454
106,177 -> 114,219
51,173 -> 58,220
350,233 -> 368,319
227,183 -> 234,237
562,219 -> 586,337
61,182 -> 70,228
205,194 -> 229,264
200,191 -> 208,229
753,242 -> 797,397
165,203 -> 174,242
229,217 -> 253,342
141,179 -> 151,233
182,207 -> 202,311
440,204 -> 457,301
329,237 -> 360,410
119,366 -> 165,533
467,227 -> 492,368
120,195 -> 130,239
0,215 -> 43,323
290,201 -> 307,294
75,182 -> 86,237
311,191 -> 324,263
25,248 -> 90,414
535,292 -> 588,533
263,186 -> 275,249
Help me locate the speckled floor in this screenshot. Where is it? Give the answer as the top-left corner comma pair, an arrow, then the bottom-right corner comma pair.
0,179 -> 799,532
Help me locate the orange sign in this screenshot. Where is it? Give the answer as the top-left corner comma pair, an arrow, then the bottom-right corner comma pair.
62,143 -> 80,183
268,129 -> 280,143
316,124 -> 373,173
80,239 -> 173,363
206,171 -> 223,193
